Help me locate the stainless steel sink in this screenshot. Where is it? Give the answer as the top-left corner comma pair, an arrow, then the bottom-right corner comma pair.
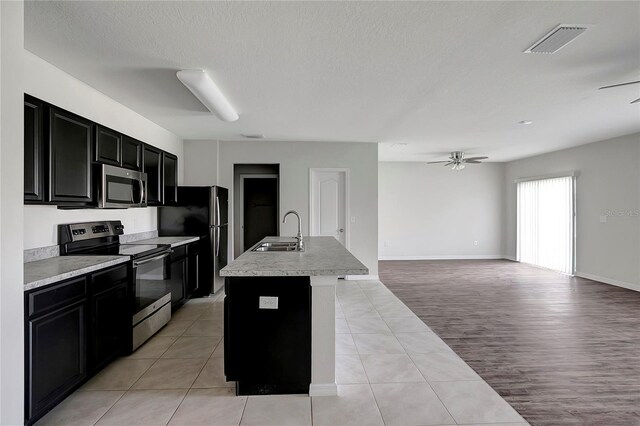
251,241 -> 304,252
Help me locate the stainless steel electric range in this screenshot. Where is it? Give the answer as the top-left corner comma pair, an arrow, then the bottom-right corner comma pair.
59,220 -> 173,350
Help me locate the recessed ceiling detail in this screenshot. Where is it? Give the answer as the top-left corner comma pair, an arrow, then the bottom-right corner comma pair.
524,25 -> 587,54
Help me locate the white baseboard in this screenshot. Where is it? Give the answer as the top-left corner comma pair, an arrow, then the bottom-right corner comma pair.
309,382 -> 338,396
378,255 -> 507,261
576,272 -> 640,293
344,274 -> 379,281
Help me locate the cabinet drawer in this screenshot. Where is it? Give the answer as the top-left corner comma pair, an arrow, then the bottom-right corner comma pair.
91,264 -> 128,294
27,277 -> 88,318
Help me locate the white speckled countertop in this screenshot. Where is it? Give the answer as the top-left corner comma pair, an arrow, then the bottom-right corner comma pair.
221,236 -> 368,277
129,236 -> 200,248
24,256 -> 130,291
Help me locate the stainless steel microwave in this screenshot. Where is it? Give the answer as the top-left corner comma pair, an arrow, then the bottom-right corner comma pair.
97,164 -> 147,208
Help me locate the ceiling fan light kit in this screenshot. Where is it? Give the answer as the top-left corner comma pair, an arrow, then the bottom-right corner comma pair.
427,151 -> 488,171
177,69 -> 239,122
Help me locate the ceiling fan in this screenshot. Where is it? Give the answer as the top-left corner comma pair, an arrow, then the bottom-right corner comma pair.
427,151 -> 488,171
598,80 -> 640,104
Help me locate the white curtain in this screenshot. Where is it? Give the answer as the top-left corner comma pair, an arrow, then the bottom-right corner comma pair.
517,176 -> 574,275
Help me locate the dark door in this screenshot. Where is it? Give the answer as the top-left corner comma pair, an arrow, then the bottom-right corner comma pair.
24,95 -> 45,203
243,178 -> 278,250
90,282 -> 128,372
94,125 -> 121,166
162,152 -> 178,205
121,136 -> 142,171
48,107 -> 94,203
143,145 -> 162,206
26,301 -> 87,420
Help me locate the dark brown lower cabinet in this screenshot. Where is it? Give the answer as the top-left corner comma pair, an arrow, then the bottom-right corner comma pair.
25,264 -> 130,425
26,300 -> 87,424
89,281 -> 129,373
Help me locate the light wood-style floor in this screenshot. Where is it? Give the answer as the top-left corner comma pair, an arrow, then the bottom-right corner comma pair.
379,259 -> 640,426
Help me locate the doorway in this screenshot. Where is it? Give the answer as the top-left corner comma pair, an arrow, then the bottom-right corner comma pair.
309,168 -> 349,248
234,164 -> 280,256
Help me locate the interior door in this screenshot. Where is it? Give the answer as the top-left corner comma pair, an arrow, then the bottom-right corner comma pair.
242,177 -> 278,252
311,170 -> 347,246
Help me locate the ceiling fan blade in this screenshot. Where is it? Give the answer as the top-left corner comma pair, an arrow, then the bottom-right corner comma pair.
631,98 -> 640,104
443,162 -> 454,166
598,80 -> 640,90
463,160 -> 482,164
463,156 -> 488,161
427,161 -> 451,164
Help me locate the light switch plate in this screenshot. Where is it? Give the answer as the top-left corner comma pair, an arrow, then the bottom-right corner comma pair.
259,296 -> 278,309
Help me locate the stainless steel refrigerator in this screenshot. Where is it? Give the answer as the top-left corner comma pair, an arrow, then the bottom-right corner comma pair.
158,186 -> 228,294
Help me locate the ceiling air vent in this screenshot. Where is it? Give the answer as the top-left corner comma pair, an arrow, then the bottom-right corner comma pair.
525,25 -> 587,54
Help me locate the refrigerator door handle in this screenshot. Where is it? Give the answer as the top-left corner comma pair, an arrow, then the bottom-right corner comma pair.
215,226 -> 221,257
216,196 -> 221,228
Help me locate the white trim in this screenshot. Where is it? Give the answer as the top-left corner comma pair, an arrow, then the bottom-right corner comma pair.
576,272 -> 640,293
344,275 -> 380,281
514,171 -> 579,183
309,382 -> 338,397
379,255 -> 507,261
309,168 -> 351,250
238,173 -> 279,253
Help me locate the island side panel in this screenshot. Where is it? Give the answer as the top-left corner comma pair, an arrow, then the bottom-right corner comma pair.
310,275 -> 338,396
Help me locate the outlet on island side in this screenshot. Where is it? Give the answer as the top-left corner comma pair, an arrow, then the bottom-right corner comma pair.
474,240 -> 478,246
259,296 -> 279,309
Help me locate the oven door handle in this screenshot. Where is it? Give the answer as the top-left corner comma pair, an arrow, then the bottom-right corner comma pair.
133,251 -> 172,267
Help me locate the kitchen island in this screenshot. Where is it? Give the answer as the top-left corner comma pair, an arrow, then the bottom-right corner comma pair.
220,236 -> 368,397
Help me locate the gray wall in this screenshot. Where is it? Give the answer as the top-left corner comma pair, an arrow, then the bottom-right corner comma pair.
504,132 -> 640,288
184,140 -> 379,276
378,161 -> 505,259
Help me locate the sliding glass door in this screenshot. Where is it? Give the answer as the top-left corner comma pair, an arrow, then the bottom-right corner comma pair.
517,176 -> 575,275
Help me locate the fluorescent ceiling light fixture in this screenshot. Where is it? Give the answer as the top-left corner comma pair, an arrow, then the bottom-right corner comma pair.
177,69 -> 239,122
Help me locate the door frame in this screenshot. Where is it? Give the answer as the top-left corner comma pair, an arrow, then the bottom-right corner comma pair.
239,174 -> 280,253
309,168 -> 351,250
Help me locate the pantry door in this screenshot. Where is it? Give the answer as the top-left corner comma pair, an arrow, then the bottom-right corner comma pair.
309,169 -> 349,248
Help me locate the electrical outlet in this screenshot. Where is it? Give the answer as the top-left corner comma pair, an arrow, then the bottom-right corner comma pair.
259,296 -> 278,309
351,216 -> 356,223
383,241 -> 389,247
474,240 -> 478,246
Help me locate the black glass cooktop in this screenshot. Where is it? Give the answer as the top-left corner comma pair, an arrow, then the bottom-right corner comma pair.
77,243 -> 169,259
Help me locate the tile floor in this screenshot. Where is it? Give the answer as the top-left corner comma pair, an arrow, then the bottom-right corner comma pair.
37,279 -> 528,426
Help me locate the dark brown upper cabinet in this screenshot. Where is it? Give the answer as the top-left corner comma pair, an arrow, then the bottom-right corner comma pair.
121,135 -> 142,171
162,152 -> 178,205
24,95 -> 45,203
142,144 -> 162,206
94,125 -> 121,166
48,107 -> 94,204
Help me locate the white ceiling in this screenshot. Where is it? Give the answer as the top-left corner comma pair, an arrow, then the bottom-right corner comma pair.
25,1 -> 640,162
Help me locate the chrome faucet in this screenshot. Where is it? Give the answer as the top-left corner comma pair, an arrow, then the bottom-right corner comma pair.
283,210 -> 304,250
